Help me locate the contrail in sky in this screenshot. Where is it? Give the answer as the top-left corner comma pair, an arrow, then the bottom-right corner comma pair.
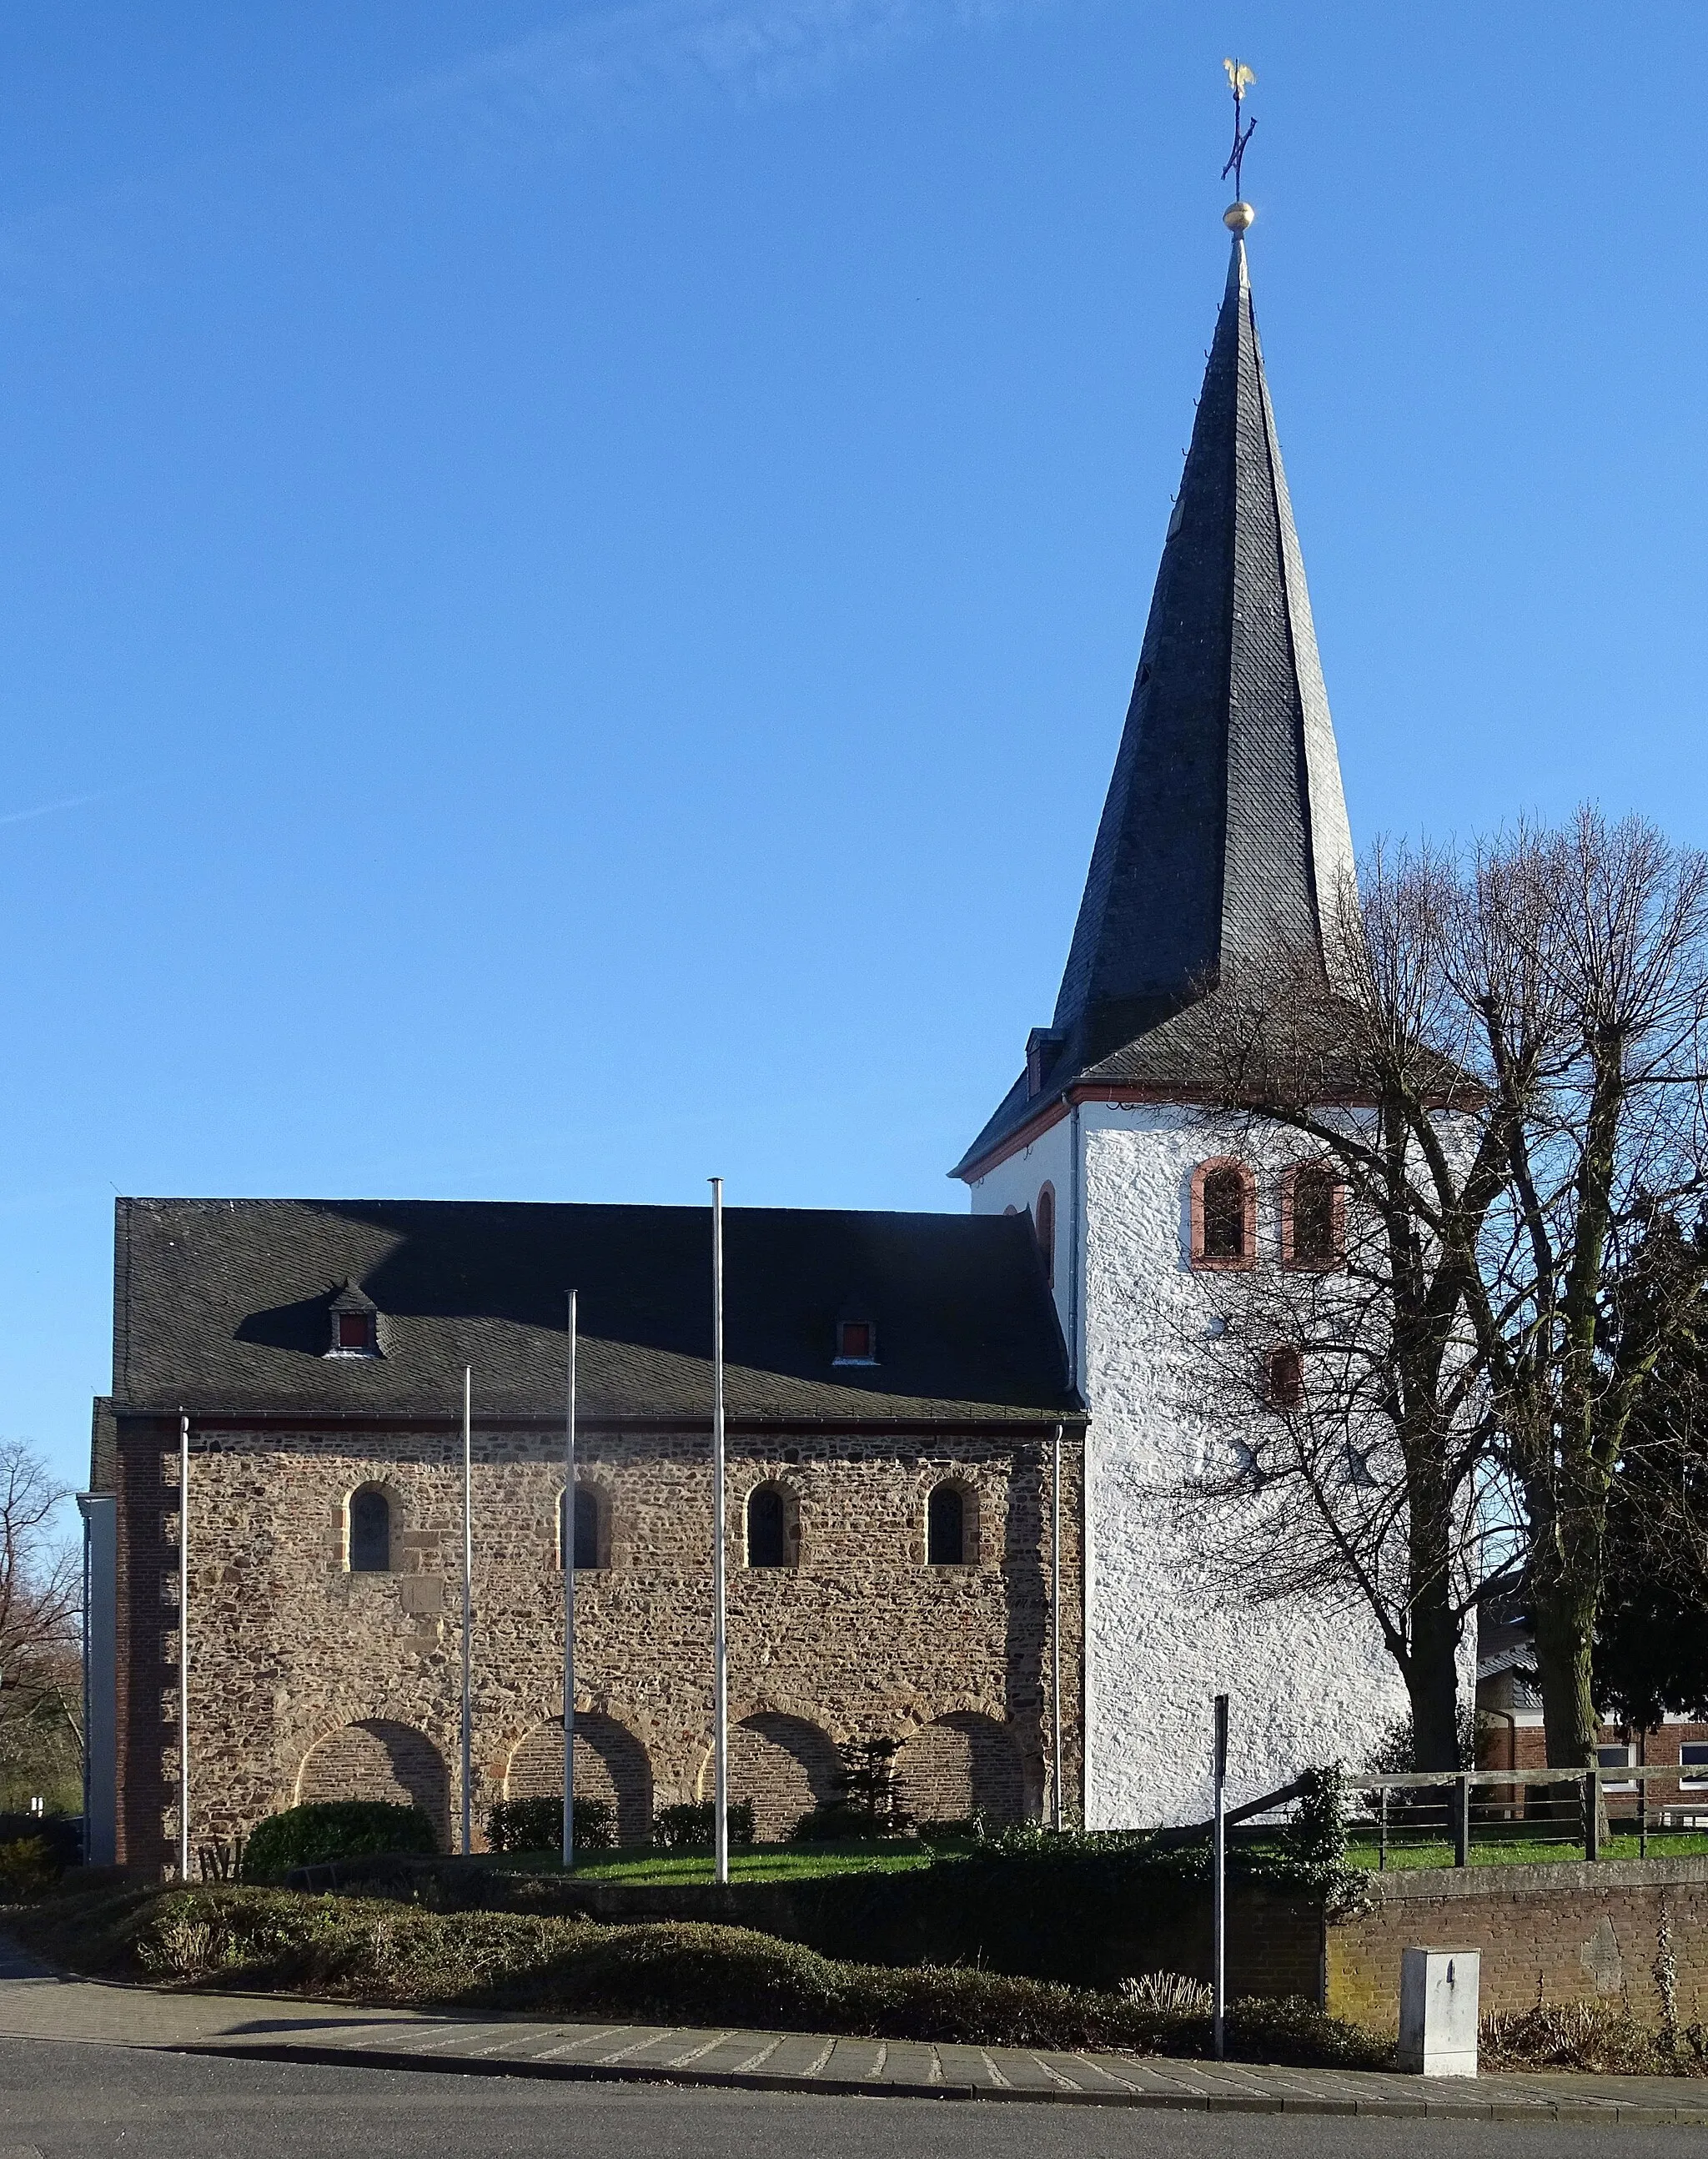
0,790 -> 108,829
380,0 -> 1056,148
0,0 -> 1062,306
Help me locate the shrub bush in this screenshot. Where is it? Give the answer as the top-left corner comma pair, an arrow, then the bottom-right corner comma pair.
0,1813 -> 81,1871
486,1796 -> 615,1854
1482,2001 -> 1708,2076
788,1802 -> 913,1844
13,1883 -> 1390,2066
0,1836 -> 60,1900
652,1801 -> 755,1850
243,1802 -> 437,1880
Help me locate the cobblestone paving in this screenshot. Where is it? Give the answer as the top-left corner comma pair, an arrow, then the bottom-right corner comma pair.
5,1936 -> 1705,2123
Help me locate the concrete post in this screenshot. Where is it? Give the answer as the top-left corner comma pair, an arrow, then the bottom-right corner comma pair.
1397,1947 -> 1479,2076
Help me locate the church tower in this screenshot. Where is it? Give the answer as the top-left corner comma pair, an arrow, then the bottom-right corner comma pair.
953,204 -> 1404,1825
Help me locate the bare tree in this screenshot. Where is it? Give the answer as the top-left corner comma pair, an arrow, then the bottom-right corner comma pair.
0,1440 -> 80,1757
1457,814 -> 1708,1768
1179,841 -> 1508,1771
1181,810 -> 1708,1773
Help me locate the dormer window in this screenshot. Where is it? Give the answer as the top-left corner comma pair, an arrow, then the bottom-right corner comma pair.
834,1319 -> 877,1365
325,1279 -> 382,1359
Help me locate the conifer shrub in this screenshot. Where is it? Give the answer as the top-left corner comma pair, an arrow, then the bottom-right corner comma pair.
243,1801 -> 436,1880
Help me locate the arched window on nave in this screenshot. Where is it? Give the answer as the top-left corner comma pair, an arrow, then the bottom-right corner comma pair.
348,1485 -> 391,1573
927,1482 -> 966,1566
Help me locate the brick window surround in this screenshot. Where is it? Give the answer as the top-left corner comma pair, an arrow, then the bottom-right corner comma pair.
1281,1163 -> 1345,1269
1190,1158 -> 1256,1270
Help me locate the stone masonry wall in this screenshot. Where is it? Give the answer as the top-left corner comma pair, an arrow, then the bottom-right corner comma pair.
108,1413 -> 1083,1872
1327,1859 -> 1708,2027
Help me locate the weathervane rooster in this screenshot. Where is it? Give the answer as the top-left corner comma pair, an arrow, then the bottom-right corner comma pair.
1221,57 -> 1256,202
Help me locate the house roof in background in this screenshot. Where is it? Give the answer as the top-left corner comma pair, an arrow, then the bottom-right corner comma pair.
112,1197 -> 1080,1426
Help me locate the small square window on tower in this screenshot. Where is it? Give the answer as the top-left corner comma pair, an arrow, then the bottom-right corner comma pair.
325,1278 -> 382,1359
834,1318 -> 877,1365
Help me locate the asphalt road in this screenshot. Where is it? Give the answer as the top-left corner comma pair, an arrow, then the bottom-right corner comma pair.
2,2040 -> 1705,2159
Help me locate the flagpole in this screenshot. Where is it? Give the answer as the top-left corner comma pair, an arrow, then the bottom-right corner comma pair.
461,1365 -> 473,1858
1051,1419 -> 1063,1834
710,1177 -> 729,1886
562,1290 -> 577,1869
178,1409 -> 190,1882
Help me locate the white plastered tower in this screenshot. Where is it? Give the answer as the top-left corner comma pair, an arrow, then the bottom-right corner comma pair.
954,211 -> 1408,1826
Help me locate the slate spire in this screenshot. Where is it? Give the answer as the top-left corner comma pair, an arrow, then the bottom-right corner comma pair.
956,213 -> 1357,1176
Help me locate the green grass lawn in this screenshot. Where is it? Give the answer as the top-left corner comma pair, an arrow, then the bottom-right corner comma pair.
1345,1830 -> 1708,1870
488,1840 -> 941,1885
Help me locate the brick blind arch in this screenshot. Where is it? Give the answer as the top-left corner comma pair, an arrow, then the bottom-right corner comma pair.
897,1712 -> 1025,1825
719,1712 -> 841,1840
505,1714 -> 652,1845
295,1720 -> 448,1843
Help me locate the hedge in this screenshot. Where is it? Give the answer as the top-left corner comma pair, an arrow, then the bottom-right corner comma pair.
487,1797 -> 614,1853
244,1802 -> 437,1880
9,1882 -> 1389,2068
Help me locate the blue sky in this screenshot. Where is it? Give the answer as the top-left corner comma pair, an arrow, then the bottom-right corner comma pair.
3,1 -> 1703,1494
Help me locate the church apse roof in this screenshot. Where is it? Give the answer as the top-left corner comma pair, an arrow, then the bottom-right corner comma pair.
956,218 -> 1357,1178
112,1197 -> 1080,1425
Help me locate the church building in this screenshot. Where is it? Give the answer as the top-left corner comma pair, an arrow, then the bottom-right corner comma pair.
83,203 -> 1403,1871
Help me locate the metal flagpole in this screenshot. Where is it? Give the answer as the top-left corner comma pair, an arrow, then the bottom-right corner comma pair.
710,1177 -> 729,1887
562,1291 -> 577,1869
178,1410 -> 190,1882
461,1366 -> 474,1858
1213,1693 -> 1229,2061
1050,1421 -> 1063,1834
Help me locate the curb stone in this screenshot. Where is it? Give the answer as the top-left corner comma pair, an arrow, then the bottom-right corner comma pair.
158,2031 -> 1708,2121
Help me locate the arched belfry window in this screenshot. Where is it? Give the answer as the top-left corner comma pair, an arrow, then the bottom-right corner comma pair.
1034,1183 -> 1056,1288
348,1485 -> 391,1573
1283,1164 -> 1344,1268
1191,1159 -> 1256,1270
560,1485 -> 603,1571
927,1482 -> 967,1566
746,1482 -> 794,1569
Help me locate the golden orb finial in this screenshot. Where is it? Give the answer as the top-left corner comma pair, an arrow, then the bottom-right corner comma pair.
1223,200 -> 1255,232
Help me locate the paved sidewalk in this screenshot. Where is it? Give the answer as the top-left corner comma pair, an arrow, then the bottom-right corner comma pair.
4,1936 -> 1705,2123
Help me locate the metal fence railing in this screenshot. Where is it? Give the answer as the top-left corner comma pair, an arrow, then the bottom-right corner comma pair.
1344,1765 -> 1708,1867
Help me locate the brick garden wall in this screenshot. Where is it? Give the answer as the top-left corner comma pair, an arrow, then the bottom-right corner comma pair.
105,1413 -> 1084,1873
1327,1859 -> 1708,2026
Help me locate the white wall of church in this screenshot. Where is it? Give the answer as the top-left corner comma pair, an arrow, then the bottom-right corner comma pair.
972,1099 -> 1414,1828
964,1113 -> 1079,1363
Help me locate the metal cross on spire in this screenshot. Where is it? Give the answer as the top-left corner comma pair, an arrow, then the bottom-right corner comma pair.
1221,57 -> 1256,202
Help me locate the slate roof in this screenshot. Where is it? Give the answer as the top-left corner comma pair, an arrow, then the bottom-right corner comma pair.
112,1197 -> 1081,1425
956,228 -> 1357,1177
